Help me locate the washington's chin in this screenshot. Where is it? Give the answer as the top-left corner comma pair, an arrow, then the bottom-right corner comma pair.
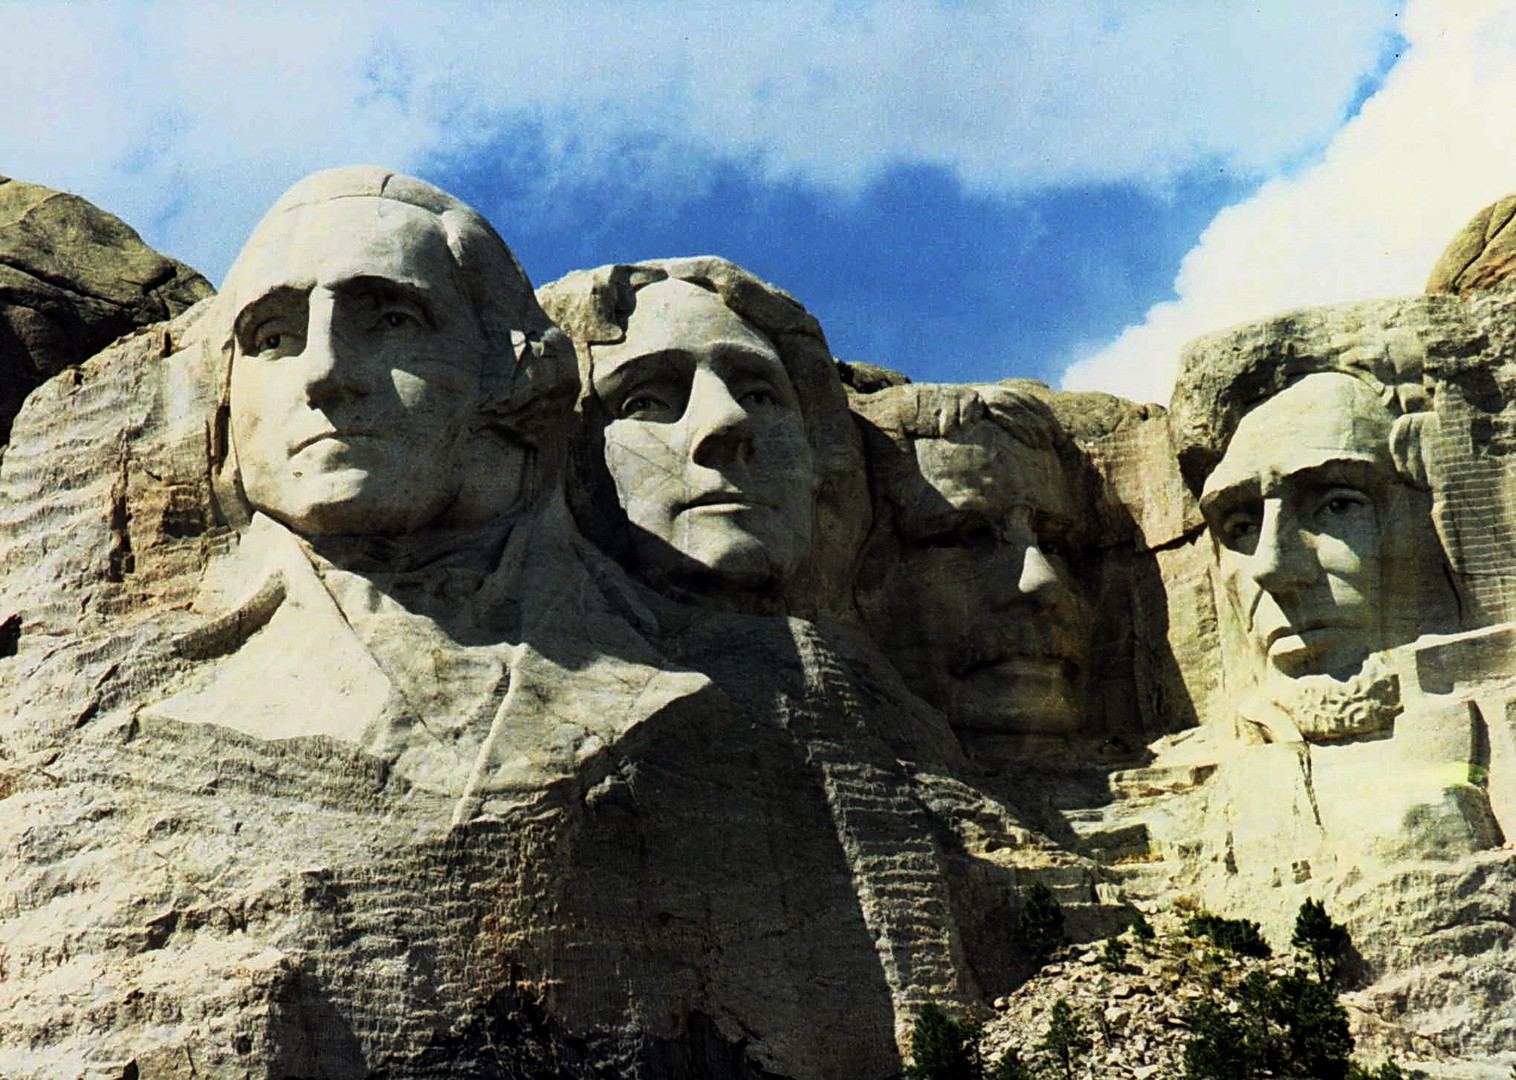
947,658 -> 1083,735
254,468 -> 454,537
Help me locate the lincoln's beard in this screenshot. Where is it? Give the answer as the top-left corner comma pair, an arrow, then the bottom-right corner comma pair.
1238,651 -> 1402,744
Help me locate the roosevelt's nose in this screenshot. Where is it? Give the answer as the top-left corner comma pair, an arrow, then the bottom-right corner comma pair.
300,296 -> 368,409
986,513 -> 1069,615
1248,501 -> 1318,595
687,367 -> 754,470
1017,543 -> 1065,612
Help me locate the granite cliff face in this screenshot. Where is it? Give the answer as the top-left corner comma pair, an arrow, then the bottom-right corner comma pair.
0,171 -> 1512,1079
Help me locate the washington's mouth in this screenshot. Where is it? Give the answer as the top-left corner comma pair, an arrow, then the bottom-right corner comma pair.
680,490 -> 764,512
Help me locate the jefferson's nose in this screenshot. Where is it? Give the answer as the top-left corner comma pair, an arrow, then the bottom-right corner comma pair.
687,368 -> 753,470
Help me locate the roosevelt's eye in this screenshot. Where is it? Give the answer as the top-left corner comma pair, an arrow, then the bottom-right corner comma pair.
379,309 -> 421,330
1039,535 -> 1072,560
921,525 -> 996,551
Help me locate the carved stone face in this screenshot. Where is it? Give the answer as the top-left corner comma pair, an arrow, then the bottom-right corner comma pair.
862,419 -> 1092,737
1200,372 -> 1422,683
590,278 -> 816,598
226,198 -> 488,536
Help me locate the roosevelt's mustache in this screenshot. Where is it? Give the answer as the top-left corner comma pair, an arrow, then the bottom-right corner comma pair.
950,618 -> 1087,677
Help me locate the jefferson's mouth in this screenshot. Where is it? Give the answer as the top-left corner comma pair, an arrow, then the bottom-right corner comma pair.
291,430 -> 375,454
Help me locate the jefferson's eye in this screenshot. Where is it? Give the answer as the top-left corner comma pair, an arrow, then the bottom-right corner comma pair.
619,391 -> 678,421
739,387 -> 779,408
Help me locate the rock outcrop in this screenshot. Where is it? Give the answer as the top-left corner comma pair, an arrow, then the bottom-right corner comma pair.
0,176 -> 212,447
3,170 -> 1516,1079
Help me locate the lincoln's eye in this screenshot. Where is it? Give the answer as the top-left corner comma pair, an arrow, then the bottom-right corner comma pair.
381,311 -> 417,329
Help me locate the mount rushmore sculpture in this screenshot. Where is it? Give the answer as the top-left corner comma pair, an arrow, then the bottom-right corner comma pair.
0,167 -> 1514,1077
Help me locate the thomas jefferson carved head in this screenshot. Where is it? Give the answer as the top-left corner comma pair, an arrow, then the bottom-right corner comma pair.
539,258 -> 865,615
216,167 -> 570,537
853,384 -> 1095,751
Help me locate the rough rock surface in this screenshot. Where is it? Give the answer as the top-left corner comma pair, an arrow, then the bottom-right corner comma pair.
0,176 -> 212,447
5,172 -> 1516,1078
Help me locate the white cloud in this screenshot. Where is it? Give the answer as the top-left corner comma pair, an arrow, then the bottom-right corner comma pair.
1062,0 -> 1516,405
0,1 -> 1394,283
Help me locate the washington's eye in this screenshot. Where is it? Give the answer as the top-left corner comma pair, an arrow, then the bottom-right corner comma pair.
250,322 -> 302,357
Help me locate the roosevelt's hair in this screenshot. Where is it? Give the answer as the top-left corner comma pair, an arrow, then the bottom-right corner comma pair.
849,382 -> 1066,454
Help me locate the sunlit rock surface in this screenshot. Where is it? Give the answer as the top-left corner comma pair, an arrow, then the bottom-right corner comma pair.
0,172 -> 1514,1078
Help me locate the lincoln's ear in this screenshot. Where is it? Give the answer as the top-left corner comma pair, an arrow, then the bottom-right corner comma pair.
1388,411 -> 1437,491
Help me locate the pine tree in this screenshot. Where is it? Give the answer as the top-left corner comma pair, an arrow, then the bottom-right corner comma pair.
989,1047 -> 1032,1080
1292,898 -> 1351,985
1019,880 -> 1066,964
1129,908 -> 1156,941
1100,933 -> 1128,971
905,1003 -> 982,1080
1038,999 -> 1091,1080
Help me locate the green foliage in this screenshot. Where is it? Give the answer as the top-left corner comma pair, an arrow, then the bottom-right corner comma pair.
989,1047 -> 1032,1080
1038,998 -> 1092,1080
1186,912 -> 1273,959
1019,881 -> 1066,964
905,1003 -> 982,1080
1345,1062 -> 1406,1080
1183,999 -> 1265,1080
1100,933 -> 1128,971
1272,969 -> 1354,1080
1129,908 -> 1156,941
1293,898 -> 1351,984
1184,966 -> 1355,1080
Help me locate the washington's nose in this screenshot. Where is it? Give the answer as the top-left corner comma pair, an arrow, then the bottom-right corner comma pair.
688,369 -> 753,469
1249,502 -> 1316,595
301,299 -> 365,409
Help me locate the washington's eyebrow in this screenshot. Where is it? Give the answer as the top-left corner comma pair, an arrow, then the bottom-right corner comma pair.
233,286 -> 308,345
333,276 -> 440,326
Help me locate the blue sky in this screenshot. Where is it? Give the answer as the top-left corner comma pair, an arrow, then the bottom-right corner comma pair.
8,1 -> 1515,403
